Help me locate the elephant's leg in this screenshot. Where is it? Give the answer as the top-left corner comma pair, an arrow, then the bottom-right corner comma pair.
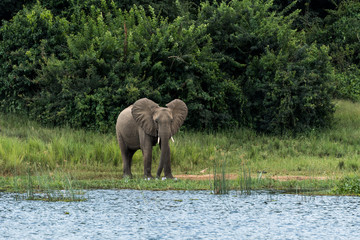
157,159 -> 173,178
156,161 -> 164,178
163,161 -> 174,179
118,135 -> 133,178
127,149 -> 136,174
121,149 -> 133,178
141,144 -> 153,179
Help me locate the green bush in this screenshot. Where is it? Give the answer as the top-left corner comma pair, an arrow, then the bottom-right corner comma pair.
309,1 -> 360,101
30,5 -> 125,131
246,45 -> 335,133
0,0 -> 200,22
0,0 -> 26,23
198,0 -> 335,133
0,0 -> 338,133
0,3 -> 69,113
324,1 -> 360,68
334,65 -> 360,101
30,4 -> 233,131
333,177 -> 360,195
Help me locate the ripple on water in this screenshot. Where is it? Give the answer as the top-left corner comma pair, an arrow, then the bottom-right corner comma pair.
0,190 -> 359,239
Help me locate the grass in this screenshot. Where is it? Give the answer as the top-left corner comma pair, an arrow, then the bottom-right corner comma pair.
0,100 -> 360,196
9,166 -> 86,201
212,154 -> 229,195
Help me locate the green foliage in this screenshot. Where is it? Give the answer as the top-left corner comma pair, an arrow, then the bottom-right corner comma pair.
308,1 -> 360,101
0,0 -> 200,23
333,177 -> 360,195
324,1 -> 360,67
0,3 -> 69,113
30,5 -> 125,130
0,0 -> 343,133
0,0 -> 26,23
198,0 -> 334,133
334,65 -> 360,101
27,4 -> 228,130
246,45 -> 335,133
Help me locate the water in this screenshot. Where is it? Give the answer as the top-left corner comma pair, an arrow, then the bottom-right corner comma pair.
1,190 -> 359,239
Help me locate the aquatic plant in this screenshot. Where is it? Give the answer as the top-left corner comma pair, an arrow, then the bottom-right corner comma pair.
239,160 -> 252,195
212,153 -> 229,195
14,167 -> 86,202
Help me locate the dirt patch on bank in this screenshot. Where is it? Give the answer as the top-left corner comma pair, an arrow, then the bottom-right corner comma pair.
270,175 -> 328,181
175,174 -> 237,181
174,174 -> 328,181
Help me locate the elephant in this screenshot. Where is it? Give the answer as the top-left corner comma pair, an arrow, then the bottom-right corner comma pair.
116,98 -> 188,179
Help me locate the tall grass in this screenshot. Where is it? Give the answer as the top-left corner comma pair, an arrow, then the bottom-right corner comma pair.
239,160 -> 252,195
212,155 -> 229,195
0,115 -> 120,175
0,100 -> 359,181
11,165 -> 86,201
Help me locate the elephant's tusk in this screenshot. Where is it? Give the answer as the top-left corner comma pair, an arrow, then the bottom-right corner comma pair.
157,137 -> 160,145
171,136 -> 175,142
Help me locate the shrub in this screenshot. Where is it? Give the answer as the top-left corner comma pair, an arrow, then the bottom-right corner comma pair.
30,5 -> 233,131
310,1 -> 360,101
330,1 -> 360,100
0,0 -> 26,23
333,177 -> 360,195
0,0 -> 337,133
324,1 -> 360,68
333,65 -> 360,101
198,0 -> 335,133
0,3 -> 69,113
245,45 -> 335,133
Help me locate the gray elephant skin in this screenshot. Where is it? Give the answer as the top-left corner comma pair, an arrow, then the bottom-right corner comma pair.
116,98 -> 188,179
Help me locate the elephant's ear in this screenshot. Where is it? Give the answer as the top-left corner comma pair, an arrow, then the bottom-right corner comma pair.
166,99 -> 188,135
131,98 -> 159,136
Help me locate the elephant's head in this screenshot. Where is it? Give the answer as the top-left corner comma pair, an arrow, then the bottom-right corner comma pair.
131,98 -> 188,140
131,98 -> 188,178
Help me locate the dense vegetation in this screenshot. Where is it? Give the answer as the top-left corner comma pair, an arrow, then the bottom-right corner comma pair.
1,0 -> 360,134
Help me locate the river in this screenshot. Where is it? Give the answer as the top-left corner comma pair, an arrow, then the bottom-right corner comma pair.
1,190 -> 359,239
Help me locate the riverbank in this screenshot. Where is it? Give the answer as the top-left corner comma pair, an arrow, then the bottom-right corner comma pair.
0,171 -> 338,195
0,100 -> 360,196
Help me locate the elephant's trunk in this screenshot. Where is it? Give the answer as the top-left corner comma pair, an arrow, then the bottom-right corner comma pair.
156,135 -> 173,178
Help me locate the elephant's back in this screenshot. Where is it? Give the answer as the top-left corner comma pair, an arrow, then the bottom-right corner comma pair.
117,105 -> 134,124
116,106 -> 140,148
